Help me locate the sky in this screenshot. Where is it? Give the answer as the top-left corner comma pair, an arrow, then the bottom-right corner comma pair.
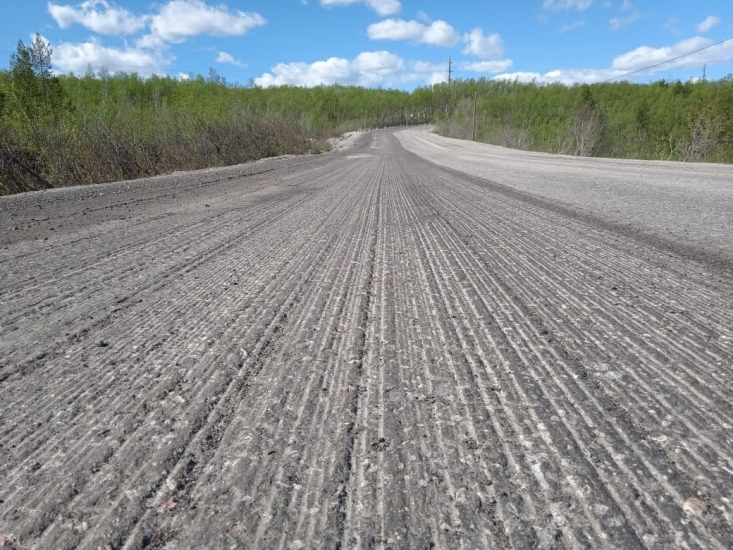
1,0 -> 732,89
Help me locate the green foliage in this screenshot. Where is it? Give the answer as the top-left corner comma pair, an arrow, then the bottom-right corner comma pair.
434,77 -> 733,163
0,65 -> 438,195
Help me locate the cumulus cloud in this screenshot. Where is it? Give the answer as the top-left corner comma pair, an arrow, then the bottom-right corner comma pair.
410,60 -> 448,85
367,18 -> 459,46
254,51 -> 405,87
140,0 -> 265,47
368,19 -> 422,41
406,58 -> 512,85
48,0 -> 147,34
611,36 -> 733,72
543,0 -> 592,11
494,69 -> 614,85
460,60 -> 514,73
216,51 -> 245,67
462,28 -> 504,58
52,37 -> 165,75
696,16 -> 720,33
494,36 -> 733,85
49,0 -> 266,51
320,0 -> 400,16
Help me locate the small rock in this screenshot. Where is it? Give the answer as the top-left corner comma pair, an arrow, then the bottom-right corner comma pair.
0,533 -> 17,547
683,498 -> 707,517
98,340 -> 109,348
157,497 -> 177,515
439,522 -> 452,532
227,521 -> 247,536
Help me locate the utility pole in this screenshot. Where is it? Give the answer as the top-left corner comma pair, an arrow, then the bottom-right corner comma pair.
448,57 -> 452,86
702,64 -> 707,83
472,91 -> 478,141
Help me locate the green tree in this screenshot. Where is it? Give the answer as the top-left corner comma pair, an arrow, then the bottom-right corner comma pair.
9,34 -> 63,124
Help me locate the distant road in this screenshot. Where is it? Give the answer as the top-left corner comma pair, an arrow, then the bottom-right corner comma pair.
399,126 -> 733,260
1,129 -> 732,548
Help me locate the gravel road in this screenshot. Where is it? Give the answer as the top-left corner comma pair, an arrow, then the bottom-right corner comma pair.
398,127 -> 733,261
1,129 -> 732,549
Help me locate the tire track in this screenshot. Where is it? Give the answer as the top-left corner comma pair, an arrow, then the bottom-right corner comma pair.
1,130 -> 732,549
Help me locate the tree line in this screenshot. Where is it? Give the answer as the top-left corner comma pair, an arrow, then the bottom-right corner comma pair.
1,34 -> 731,195
434,76 -> 733,163
0,36 -> 440,195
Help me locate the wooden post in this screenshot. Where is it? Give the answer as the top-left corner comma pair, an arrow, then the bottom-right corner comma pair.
472,91 -> 478,141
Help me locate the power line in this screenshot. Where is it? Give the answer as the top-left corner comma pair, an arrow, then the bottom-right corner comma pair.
601,35 -> 733,83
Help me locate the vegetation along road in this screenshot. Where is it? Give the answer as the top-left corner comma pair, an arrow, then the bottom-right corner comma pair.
1,127 -> 732,549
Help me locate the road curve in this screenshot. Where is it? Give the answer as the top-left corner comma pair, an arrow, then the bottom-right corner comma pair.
1,130 -> 732,549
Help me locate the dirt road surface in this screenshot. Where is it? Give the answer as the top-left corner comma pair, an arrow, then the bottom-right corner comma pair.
1,129 -> 732,549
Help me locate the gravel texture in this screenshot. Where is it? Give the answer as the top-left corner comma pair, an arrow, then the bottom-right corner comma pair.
0,130 -> 732,549
397,126 -> 733,261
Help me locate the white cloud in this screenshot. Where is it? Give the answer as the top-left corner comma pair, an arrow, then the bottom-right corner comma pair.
543,0 -> 592,11
460,60 -> 514,73
462,28 -> 504,58
52,37 -> 165,75
425,73 -> 447,85
422,20 -> 461,47
319,0 -> 400,16
48,0 -> 147,35
494,68 -> 618,85
368,19 -> 422,41
696,16 -> 720,33
611,36 -> 733,72
610,11 -> 640,30
494,35 -> 733,85
254,51 -> 405,87
217,51 -> 245,67
560,20 -> 586,33
411,61 -> 448,85
141,0 -> 265,46
493,71 -> 553,83
367,18 -> 459,46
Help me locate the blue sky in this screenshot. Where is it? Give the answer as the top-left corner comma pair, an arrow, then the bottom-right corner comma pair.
2,0 -> 732,88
